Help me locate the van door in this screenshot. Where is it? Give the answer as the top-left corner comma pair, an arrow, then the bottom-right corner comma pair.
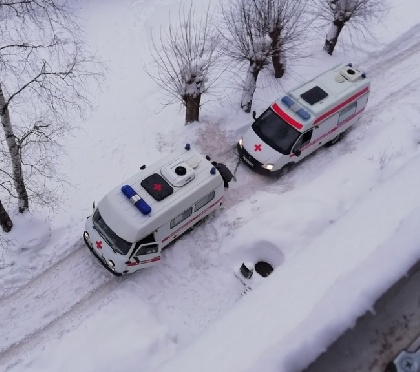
126,234 -> 161,270
291,129 -> 313,160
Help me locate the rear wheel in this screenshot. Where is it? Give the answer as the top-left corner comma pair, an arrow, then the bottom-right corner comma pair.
325,133 -> 342,147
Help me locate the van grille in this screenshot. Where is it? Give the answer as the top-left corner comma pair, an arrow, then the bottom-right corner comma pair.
241,147 -> 262,168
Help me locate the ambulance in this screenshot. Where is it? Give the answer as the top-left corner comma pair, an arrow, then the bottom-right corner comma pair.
237,63 -> 370,174
83,145 -> 225,276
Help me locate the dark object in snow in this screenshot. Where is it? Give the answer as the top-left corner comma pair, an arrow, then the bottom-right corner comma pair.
240,262 -> 254,279
255,261 -> 274,277
211,162 -> 233,188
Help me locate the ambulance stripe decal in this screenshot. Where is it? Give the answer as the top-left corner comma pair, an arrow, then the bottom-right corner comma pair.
161,196 -> 223,243
271,103 -> 304,130
313,86 -> 369,125
290,107 -> 365,158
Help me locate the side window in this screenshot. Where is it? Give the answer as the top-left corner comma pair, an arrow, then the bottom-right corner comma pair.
135,243 -> 158,256
338,101 -> 357,123
170,207 -> 193,229
194,191 -> 215,212
294,129 -> 313,150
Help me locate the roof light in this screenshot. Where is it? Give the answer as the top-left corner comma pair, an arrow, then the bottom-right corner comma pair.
121,185 -> 151,215
185,143 -> 191,150
361,73 -> 366,78
296,108 -> 310,120
281,96 -> 294,108
210,167 -> 216,175
347,63 -> 352,67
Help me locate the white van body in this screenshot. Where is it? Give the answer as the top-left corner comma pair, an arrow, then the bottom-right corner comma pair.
237,63 -> 370,174
83,145 -> 224,276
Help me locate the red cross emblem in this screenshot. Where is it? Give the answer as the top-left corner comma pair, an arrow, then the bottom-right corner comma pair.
254,144 -> 262,152
96,241 -> 102,249
153,183 -> 162,192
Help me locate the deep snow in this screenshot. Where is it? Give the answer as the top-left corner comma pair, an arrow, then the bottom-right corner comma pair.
1,0 -> 420,371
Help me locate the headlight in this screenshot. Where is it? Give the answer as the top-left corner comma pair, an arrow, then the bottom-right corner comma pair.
84,231 -> 90,239
262,164 -> 274,170
238,138 -> 243,147
108,260 -> 115,268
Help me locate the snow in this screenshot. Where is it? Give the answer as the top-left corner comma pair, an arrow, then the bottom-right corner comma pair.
1,0 -> 420,371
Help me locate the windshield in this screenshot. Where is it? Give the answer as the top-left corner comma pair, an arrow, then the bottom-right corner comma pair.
252,108 -> 301,155
92,209 -> 132,255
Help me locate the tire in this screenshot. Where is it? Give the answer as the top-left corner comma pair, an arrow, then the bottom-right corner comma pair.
325,133 -> 342,147
271,163 -> 293,177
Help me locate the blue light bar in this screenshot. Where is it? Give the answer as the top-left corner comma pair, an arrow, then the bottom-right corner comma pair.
185,143 -> 191,150
296,108 -> 310,121
121,185 -> 151,215
281,96 -> 294,108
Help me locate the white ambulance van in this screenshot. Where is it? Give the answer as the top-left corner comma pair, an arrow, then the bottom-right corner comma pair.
237,63 -> 370,174
83,145 -> 225,276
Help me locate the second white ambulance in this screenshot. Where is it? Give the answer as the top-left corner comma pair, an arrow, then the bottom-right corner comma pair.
83,145 -> 227,276
237,63 -> 370,174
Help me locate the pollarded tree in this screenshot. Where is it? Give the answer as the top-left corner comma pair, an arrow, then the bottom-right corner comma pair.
149,3 -> 220,124
221,0 -> 272,113
251,0 -> 308,78
314,0 -> 387,55
0,0 -> 103,213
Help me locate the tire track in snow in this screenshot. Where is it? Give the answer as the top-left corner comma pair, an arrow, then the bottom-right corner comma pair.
0,243 -> 115,358
0,274 -> 124,372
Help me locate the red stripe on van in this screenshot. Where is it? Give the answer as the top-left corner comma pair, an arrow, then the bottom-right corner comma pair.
161,196 -> 223,243
290,107 -> 365,158
313,86 -> 369,125
271,103 -> 304,130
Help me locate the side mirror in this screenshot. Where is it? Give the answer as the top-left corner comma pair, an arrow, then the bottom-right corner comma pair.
293,148 -> 301,157
252,111 -> 256,120
140,164 -> 146,170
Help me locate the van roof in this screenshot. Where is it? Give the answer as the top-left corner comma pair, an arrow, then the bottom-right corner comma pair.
97,146 -> 223,242
272,63 -> 370,132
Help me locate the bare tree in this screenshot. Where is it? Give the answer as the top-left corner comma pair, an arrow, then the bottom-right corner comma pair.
221,0 -> 271,113
0,0 -> 103,213
251,0 -> 308,78
314,0 -> 387,55
221,0 -> 308,112
149,3 -> 220,124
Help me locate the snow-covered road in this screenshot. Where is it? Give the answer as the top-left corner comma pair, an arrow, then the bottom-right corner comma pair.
1,1 -> 420,371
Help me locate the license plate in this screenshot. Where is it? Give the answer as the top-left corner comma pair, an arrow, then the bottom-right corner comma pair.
242,156 -> 254,166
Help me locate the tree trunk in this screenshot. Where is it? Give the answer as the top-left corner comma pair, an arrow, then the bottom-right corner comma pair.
324,19 -> 346,56
272,53 -> 285,79
241,61 -> 262,113
183,94 -> 201,124
0,200 -> 13,232
0,83 -> 29,213
270,31 -> 285,78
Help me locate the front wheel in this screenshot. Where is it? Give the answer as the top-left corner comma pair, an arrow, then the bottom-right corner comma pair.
325,133 -> 342,147
270,163 -> 294,178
